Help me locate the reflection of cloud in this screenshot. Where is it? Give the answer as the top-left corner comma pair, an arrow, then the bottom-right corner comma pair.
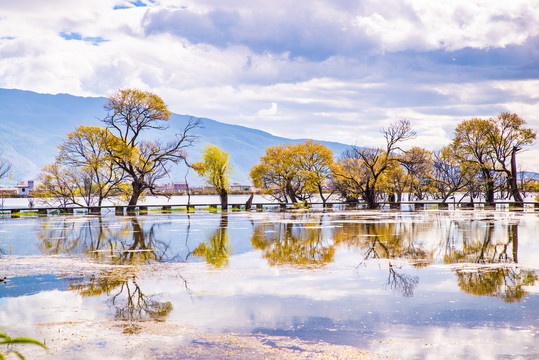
2,253 -> 537,359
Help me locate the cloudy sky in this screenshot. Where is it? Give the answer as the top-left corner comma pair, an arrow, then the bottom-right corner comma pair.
1,0 -> 539,168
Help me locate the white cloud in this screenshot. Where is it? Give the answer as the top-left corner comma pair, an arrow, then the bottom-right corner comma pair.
256,102 -> 280,117
0,0 -> 538,169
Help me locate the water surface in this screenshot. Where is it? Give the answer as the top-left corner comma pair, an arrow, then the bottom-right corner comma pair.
1,209 -> 538,359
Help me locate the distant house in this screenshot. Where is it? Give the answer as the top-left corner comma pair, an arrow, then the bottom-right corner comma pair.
229,183 -> 252,192
16,180 -> 34,196
155,182 -> 190,193
168,183 -> 189,192
0,187 -> 18,195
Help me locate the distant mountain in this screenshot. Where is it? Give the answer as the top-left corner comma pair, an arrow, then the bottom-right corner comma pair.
0,88 -> 351,185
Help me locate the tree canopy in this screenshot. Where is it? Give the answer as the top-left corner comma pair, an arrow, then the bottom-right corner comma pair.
37,125 -> 128,207
250,140 -> 334,205
192,144 -> 231,210
101,89 -> 199,206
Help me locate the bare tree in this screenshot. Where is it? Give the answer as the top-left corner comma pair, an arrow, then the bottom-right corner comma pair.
334,120 -> 415,209
0,151 -> 11,181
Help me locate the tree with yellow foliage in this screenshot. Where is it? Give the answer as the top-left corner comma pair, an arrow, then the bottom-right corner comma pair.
432,146 -> 478,203
250,140 -> 334,205
399,147 -> 434,200
333,120 -> 415,209
451,118 -> 498,205
101,89 -> 199,206
486,113 -> 536,205
37,125 -> 128,207
192,144 -> 231,210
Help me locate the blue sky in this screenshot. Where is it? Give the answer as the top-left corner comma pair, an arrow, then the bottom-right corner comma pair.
1,0 -> 539,168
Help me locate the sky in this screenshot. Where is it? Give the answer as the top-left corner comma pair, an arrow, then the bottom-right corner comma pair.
1,0 -> 539,169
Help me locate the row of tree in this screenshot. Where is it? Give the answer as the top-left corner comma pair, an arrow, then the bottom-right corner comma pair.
250,115 -> 537,209
35,89 -> 199,207
0,88 -> 536,210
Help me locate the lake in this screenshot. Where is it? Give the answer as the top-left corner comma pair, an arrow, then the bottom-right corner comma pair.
1,208 -> 538,359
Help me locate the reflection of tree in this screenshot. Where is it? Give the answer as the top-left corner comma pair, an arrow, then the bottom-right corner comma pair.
112,278 -> 172,322
386,263 -> 419,297
456,267 -> 537,303
193,214 -> 231,268
333,216 -> 430,297
37,215 -> 188,324
69,269 -> 172,323
333,216 -> 434,267
444,219 -> 537,302
251,214 -> 334,267
37,216 -> 180,264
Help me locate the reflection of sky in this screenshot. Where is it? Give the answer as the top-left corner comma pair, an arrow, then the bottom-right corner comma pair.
1,210 -> 539,358
2,253 -> 538,359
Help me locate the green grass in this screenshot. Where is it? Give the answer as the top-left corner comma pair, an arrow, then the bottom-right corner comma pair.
0,332 -> 47,359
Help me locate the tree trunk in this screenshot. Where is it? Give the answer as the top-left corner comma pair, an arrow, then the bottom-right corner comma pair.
286,183 -> 297,204
482,169 -> 494,205
128,179 -> 144,206
219,189 -> 228,211
509,149 -> 524,205
364,184 -> 377,209
245,193 -> 254,210
318,184 -> 327,207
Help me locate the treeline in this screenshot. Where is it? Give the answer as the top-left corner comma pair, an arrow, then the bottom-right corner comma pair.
0,89 -> 536,210
250,115 -> 537,209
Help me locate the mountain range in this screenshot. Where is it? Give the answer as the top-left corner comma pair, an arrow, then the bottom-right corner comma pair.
0,88 -> 351,185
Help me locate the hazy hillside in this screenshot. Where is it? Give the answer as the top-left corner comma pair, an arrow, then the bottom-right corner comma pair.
0,88 -> 351,185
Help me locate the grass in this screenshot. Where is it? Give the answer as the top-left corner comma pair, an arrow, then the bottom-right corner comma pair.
0,332 -> 47,359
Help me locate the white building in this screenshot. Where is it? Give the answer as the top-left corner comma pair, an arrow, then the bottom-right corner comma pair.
17,180 -> 34,196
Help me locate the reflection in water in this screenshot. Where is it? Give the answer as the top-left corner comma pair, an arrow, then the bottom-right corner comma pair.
251,214 -> 335,267
333,217 -> 428,296
248,212 -> 537,301
3,210 -> 539,359
37,217 -> 179,264
193,214 -> 231,268
32,211 -> 538,303
386,263 -> 419,297
443,218 -> 538,302
37,216 -> 183,324
333,216 -> 434,266
455,267 -> 537,303
68,269 -> 173,323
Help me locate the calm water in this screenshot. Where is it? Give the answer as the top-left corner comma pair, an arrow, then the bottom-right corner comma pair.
1,209 -> 538,359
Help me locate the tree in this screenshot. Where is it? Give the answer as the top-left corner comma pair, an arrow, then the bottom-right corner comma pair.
0,151 -> 11,181
451,118 -> 498,205
486,113 -> 536,205
250,143 -> 302,204
298,140 -> 335,206
192,144 -> 231,210
37,126 -> 128,208
398,147 -> 434,200
333,120 -> 415,209
250,141 -> 334,205
101,89 -> 199,206
432,146 -> 478,203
